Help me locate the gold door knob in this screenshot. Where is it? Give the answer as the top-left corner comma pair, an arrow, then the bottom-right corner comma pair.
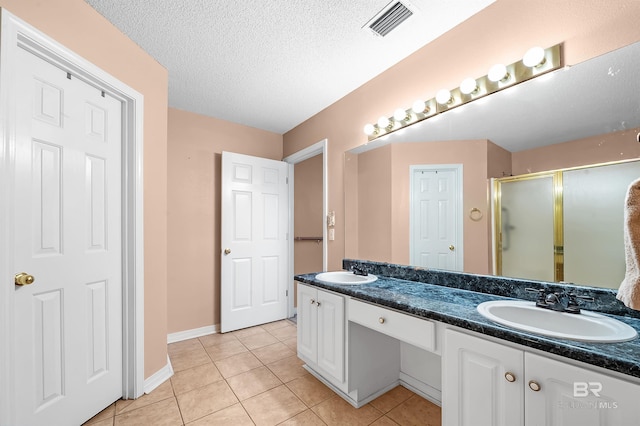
15,272 -> 35,286
528,380 -> 541,392
224,248 -> 231,255
449,245 -> 455,251
504,372 -> 516,382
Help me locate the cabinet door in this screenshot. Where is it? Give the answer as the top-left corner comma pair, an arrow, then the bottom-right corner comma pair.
297,284 -> 317,363
443,330 -> 524,426
525,353 -> 640,425
317,290 -> 345,383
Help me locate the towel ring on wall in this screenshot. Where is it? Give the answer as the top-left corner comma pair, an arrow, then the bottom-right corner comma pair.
469,207 -> 483,221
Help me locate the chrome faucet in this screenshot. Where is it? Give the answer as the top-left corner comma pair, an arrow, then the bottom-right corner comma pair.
350,265 -> 368,276
525,288 -> 594,314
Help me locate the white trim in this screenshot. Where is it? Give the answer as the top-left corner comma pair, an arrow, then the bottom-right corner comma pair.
283,139 -> 328,318
409,164 -> 464,270
399,373 -> 442,406
143,356 -> 173,394
0,11 -> 144,423
167,325 -> 218,344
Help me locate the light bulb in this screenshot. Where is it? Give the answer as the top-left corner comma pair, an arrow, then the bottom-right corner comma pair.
460,77 -> 478,95
412,100 -> 426,114
394,108 -> 407,122
436,89 -> 452,105
488,63 -> 508,82
523,46 -> 546,67
377,116 -> 390,129
363,123 -> 375,135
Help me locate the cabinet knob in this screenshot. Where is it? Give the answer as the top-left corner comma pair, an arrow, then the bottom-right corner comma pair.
316,301 -> 321,307
310,299 -> 316,305
528,380 -> 541,392
504,372 -> 516,382
378,317 -> 385,324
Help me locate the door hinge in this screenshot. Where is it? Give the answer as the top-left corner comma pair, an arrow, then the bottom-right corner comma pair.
286,289 -> 289,297
286,177 -> 289,184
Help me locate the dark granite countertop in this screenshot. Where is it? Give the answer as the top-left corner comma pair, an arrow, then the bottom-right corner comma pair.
294,272 -> 640,380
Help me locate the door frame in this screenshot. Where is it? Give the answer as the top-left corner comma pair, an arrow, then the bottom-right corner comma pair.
0,10 -> 145,424
409,164 -> 463,270
283,139 -> 328,317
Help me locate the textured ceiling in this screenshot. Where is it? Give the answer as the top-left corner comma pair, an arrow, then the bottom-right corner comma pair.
84,0 -> 495,133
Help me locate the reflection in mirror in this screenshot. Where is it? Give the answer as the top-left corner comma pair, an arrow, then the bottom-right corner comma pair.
344,41 -> 640,289
494,160 -> 640,289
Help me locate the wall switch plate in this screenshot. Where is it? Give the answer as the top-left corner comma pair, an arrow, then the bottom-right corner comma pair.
327,211 -> 335,227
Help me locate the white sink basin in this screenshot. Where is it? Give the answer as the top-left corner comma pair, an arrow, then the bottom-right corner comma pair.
477,300 -> 638,342
315,271 -> 378,285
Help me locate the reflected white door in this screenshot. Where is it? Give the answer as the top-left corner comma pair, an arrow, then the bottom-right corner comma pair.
221,151 -> 289,332
410,165 -> 462,270
13,47 -> 123,425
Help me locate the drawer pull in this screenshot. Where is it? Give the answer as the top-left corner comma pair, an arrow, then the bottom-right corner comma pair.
378,317 -> 385,324
528,380 -> 541,392
504,372 -> 516,382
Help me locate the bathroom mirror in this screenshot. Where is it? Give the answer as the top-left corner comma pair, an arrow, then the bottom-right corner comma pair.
344,40 -> 640,289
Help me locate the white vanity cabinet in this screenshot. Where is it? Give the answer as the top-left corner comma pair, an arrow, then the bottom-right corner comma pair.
525,352 -> 640,426
297,283 -> 345,385
443,328 -> 524,426
443,329 -> 640,426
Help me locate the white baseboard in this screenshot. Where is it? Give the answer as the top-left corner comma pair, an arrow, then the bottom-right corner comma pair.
143,356 -> 174,394
167,324 -> 219,344
399,372 -> 442,406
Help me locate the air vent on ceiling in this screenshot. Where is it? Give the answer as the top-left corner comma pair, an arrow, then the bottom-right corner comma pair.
366,1 -> 414,37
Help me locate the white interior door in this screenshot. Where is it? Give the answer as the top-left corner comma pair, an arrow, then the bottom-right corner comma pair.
12,46 -> 123,425
221,151 -> 289,333
410,165 -> 463,270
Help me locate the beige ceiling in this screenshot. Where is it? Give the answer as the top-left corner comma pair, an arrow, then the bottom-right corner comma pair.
84,0 -> 495,133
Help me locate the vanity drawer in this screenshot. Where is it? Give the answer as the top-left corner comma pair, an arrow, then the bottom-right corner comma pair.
348,299 -> 435,352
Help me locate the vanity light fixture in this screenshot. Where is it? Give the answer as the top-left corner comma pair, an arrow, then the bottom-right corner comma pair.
460,77 -> 478,95
363,123 -> 376,136
412,99 -> 426,114
363,43 -> 563,141
436,89 -> 453,105
394,107 -> 410,122
523,46 -> 546,68
488,63 -> 509,82
377,115 -> 391,130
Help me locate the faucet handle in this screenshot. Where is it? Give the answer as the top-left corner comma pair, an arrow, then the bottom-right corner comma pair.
350,265 -> 368,276
568,292 -> 594,302
525,288 -> 548,307
566,292 -> 594,313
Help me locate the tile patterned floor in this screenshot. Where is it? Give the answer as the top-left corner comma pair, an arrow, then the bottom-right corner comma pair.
84,319 -> 442,425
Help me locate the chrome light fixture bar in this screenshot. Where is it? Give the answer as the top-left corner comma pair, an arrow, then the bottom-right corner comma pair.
364,44 -> 563,141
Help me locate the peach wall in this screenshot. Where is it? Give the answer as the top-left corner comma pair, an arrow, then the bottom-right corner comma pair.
357,145 -> 393,262
351,140 -> 512,274
283,0 -> 640,272
167,108 -> 282,333
1,0 -> 169,378
512,127 -> 640,175
389,141 -> 491,273
294,155 -> 324,275
293,155 -> 324,306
